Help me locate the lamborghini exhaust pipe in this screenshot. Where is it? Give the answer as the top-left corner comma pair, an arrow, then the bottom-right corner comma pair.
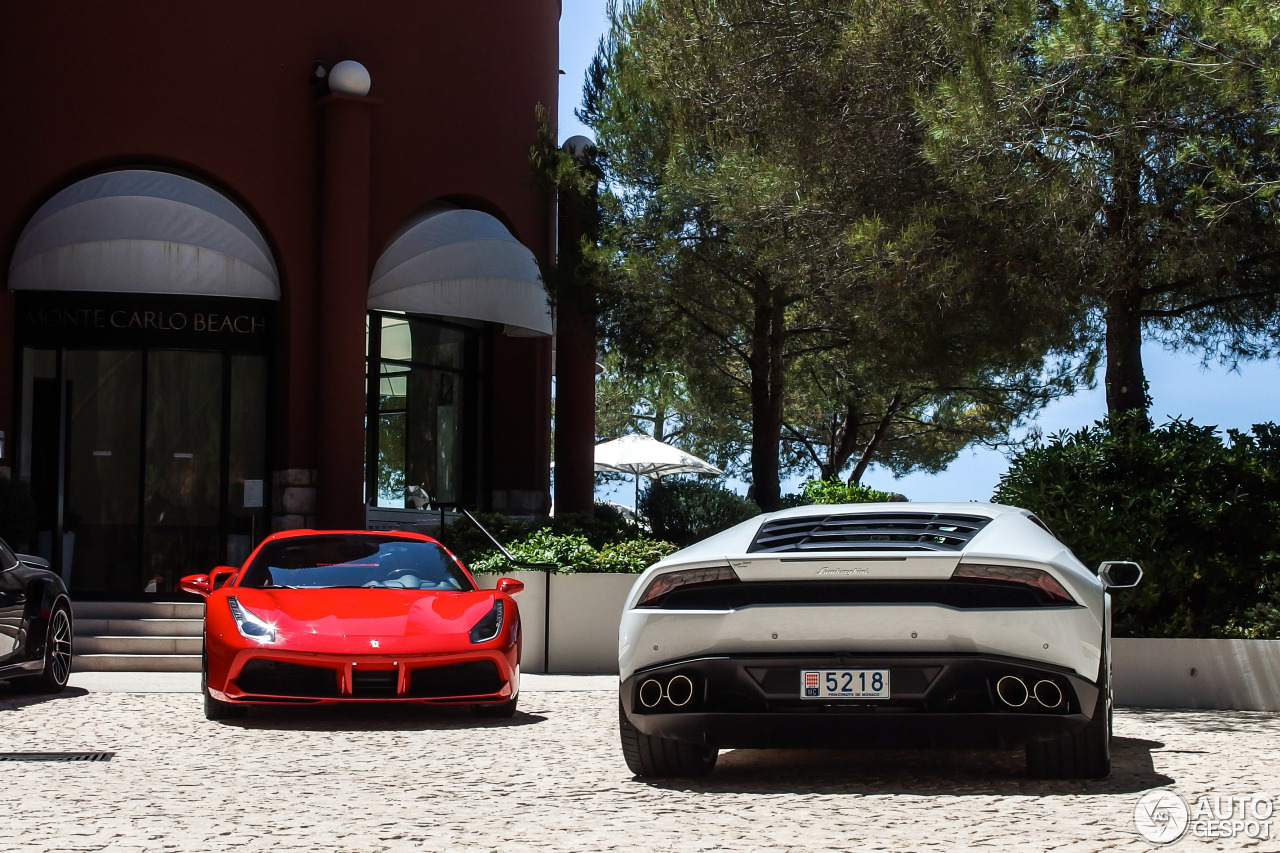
1033,679 -> 1064,709
665,675 -> 694,707
638,679 -> 664,709
996,675 -> 1029,708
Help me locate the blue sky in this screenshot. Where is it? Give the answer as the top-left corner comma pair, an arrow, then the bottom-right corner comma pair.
557,1 -> 1280,504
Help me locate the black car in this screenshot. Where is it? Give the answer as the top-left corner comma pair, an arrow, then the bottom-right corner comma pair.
0,536 -> 73,693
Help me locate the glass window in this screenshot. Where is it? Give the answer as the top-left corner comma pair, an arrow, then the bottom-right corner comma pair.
366,313 -> 481,509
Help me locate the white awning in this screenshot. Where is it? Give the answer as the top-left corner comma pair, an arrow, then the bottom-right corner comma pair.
8,170 -> 279,300
368,207 -> 551,337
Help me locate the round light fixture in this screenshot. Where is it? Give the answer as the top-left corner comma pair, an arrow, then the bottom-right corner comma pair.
328,60 -> 371,96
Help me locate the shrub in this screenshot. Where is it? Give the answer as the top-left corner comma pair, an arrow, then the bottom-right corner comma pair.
469,529 -> 676,575
993,414 -> 1280,638
796,478 -> 903,505
547,508 -> 643,548
443,504 -> 644,567
640,479 -> 759,547
596,538 -> 679,573
442,512 -> 536,566
470,528 -> 598,574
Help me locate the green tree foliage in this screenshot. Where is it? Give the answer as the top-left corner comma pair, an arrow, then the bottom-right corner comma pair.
582,0 -> 1086,507
918,0 -> 1280,422
993,416 -> 1280,637
594,352 -> 742,474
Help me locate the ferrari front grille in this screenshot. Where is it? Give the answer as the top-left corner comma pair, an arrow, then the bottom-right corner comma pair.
748,512 -> 991,553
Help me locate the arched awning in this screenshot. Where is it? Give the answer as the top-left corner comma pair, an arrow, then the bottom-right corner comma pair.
368,207 -> 551,337
9,170 -> 279,300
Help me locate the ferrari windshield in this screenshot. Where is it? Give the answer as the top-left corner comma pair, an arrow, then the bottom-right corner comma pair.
239,534 -> 475,591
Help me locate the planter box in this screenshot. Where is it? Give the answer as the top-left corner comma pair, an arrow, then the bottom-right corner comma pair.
475,571 -> 639,674
547,573 -> 637,673
1113,638 -> 1280,711
475,570 -> 549,673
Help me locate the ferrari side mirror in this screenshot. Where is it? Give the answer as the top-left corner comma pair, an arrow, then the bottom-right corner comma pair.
210,566 -> 238,589
1098,561 -> 1142,589
180,574 -> 212,596
496,577 -> 525,595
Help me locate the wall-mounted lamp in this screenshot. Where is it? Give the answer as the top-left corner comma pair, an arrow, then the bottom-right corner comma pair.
328,60 -> 371,96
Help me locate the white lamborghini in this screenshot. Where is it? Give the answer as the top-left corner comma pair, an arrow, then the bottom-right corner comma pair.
618,502 -> 1141,779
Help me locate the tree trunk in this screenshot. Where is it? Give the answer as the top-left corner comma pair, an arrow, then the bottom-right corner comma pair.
1103,285 -> 1149,425
821,400 -> 862,481
749,277 -> 785,511
848,390 -> 904,484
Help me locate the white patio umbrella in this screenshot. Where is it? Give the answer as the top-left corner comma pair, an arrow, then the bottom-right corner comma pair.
593,434 -> 723,512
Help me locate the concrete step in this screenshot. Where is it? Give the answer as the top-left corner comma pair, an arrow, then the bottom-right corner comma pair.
69,601 -> 206,671
73,601 -> 204,620
74,618 -> 205,637
72,653 -> 202,673
76,635 -> 204,655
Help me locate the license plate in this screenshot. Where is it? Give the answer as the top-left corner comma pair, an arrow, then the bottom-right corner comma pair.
801,669 -> 890,699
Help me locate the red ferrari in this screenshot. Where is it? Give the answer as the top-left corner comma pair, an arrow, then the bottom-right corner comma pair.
180,529 -> 523,721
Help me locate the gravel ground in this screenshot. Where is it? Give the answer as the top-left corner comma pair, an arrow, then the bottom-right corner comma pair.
1,686 -> 1277,852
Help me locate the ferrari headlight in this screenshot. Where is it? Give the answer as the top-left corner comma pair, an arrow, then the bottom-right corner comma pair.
227,597 -> 277,643
468,599 -> 504,644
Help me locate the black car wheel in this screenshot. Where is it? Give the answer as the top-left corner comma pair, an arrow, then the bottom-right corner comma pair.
472,692 -> 519,718
202,653 -> 247,721
1026,664 -> 1111,779
619,700 -> 718,778
15,605 -> 73,694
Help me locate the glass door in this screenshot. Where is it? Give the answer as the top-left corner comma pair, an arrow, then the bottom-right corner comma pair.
18,347 -> 269,598
63,350 -> 144,593
142,351 -> 223,592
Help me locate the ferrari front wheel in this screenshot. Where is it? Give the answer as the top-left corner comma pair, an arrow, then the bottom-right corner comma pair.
619,701 -> 717,778
202,654 -> 246,721
472,693 -> 519,718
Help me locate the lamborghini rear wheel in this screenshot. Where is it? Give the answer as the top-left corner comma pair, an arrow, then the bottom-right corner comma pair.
619,700 -> 717,778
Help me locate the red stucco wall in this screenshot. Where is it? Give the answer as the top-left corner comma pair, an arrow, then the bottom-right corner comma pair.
0,0 -> 559,510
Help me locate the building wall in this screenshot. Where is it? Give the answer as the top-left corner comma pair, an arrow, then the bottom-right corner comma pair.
0,0 -> 559,516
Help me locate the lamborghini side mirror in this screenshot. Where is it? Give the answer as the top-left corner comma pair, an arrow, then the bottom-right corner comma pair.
1098,561 -> 1142,589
